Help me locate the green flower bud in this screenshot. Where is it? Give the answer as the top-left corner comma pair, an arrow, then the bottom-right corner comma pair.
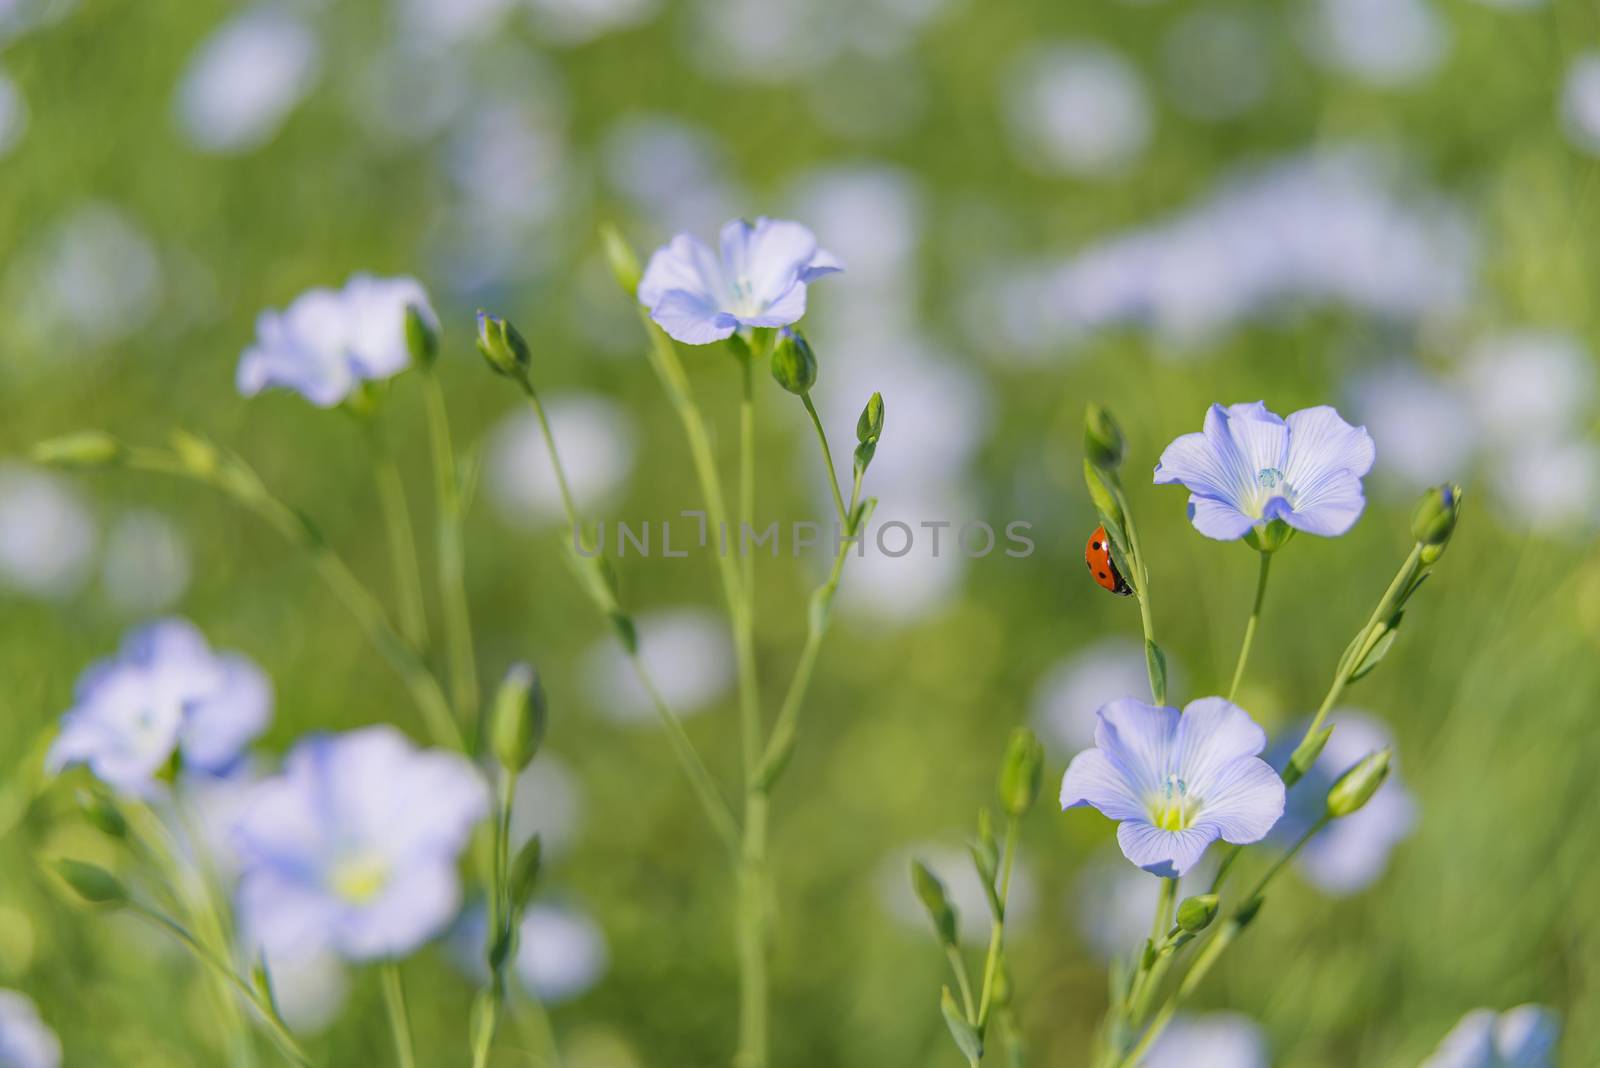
1084,404 -> 1125,470
31,431 -> 122,468
997,728 -> 1044,817
598,222 -> 643,297
1083,459 -> 1125,529
940,986 -> 983,1062
1176,893 -> 1220,933
910,859 -> 958,946
1244,519 -> 1295,554
857,392 -> 884,445
490,663 -> 548,773
476,311 -> 532,381
405,303 -> 439,370
1327,748 -> 1391,819
1412,483 -> 1463,551
55,859 -> 127,906
770,329 -> 818,395
76,790 -> 127,839
509,835 -> 543,915
1283,722 -> 1335,788
169,430 -> 221,477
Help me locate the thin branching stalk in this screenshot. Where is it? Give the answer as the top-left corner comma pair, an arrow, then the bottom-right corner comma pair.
1227,551 -> 1271,702
381,962 -> 419,1068
363,420 -> 430,651
420,371 -> 479,732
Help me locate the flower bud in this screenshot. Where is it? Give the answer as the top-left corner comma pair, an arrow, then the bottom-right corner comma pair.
856,392 -> 884,445
910,858 -> 958,946
405,303 -> 439,370
169,430 -> 221,478
1083,459 -> 1125,530
32,431 -> 121,468
1327,748 -> 1391,818
55,859 -> 127,906
1084,404 -> 1125,470
1283,722 -> 1334,788
490,663 -> 548,774
1412,483 -> 1462,551
476,311 -> 532,381
997,728 -> 1044,817
1176,893 -> 1220,933
770,328 -> 817,395
598,222 -> 642,297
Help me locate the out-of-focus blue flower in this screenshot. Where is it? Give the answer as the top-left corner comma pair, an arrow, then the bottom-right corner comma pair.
1142,1011 -> 1268,1068
173,5 -> 321,155
0,465 -> 95,601
47,619 -> 272,797
237,274 -> 436,408
1155,402 -> 1376,540
450,900 -> 611,1003
0,989 -> 61,1068
1419,1005 -> 1560,1068
1060,697 -> 1284,877
1269,712 -> 1417,895
1002,42 -> 1152,178
637,217 -> 841,344
232,726 -> 488,963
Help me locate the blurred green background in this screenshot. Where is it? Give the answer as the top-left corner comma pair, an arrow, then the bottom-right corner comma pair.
2,0 -> 1599,1064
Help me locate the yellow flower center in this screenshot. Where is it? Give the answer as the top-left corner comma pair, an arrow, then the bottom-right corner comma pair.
330,853 -> 390,905
1149,774 -> 1198,832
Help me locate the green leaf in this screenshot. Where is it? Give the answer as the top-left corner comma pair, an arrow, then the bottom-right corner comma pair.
941,987 -> 984,1062
1349,619 -> 1401,682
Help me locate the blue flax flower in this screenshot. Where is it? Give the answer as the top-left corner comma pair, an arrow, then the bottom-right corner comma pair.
231,726 -> 489,963
1154,401 -> 1375,540
237,273 -> 436,407
47,619 -> 272,797
638,217 -> 841,344
0,989 -> 61,1068
1060,696 -> 1285,877
1420,1005 -> 1560,1068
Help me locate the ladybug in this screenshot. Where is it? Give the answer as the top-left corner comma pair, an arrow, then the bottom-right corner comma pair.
1085,525 -> 1133,596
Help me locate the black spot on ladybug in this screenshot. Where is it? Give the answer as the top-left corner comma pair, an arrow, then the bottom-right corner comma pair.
1098,571 -> 1108,579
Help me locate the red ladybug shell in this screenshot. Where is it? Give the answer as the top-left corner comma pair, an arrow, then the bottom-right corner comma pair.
1085,525 -> 1133,596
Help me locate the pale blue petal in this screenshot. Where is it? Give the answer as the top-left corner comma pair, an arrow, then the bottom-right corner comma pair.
738,280 -> 807,329
649,289 -> 740,345
1060,748 -> 1147,822
727,217 -> 819,309
1495,1005 -> 1560,1066
1188,495 -> 1256,540
1188,757 -> 1284,845
1116,821 -> 1215,877
1285,405 -> 1375,482
239,868 -> 344,963
180,652 -> 272,773
1419,1010 -> 1498,1068
638,233 -> 723,309
1175,697 -> 1268,791
334,860 -> 461,962
800,246 -> 844,282
1094,698 -> 1178,799
1267,467 -> 1366,536
1222,401 -> 1289,485
1153,429 -> 1234,497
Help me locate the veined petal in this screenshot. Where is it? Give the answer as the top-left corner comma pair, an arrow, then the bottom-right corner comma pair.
648,290 -> 740,345
638,233 -> 722,309
1285,405 -> 1375,482
1188,495 -> 1257,540
1268,467 -> 1366,537
1153,429 -> 1233,498
1175,697 -> 1268,791
737,279 -> 807,329
1190,757 -> 1284,845
1060,748 -> 1147,822
1094,698 -> 1178,799
1222,401 -> 1289,490
727,217 -> 819,309
800,246 -> 844,282
1116,821 -> 1216,877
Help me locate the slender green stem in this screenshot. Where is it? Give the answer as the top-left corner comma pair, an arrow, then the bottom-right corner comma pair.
421,372 -> 479,733
381,963 -> 418,1068
130,905 -> 311,1068
800,392 -> 847,527
1122,819 -> 1327,1067
1151,878 -> 1177,946
512,374 -> 738,850
1210,542 -> 1426,894
365,422 -> 430,651
123,447 -> 462,750
976,815 -> 1021,1029
473,771 -> 519,1068
1227,552 -> 1271,702
755,467 -> 863,784
733,351 -> 769,1068
1110,485 -> 1162,705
